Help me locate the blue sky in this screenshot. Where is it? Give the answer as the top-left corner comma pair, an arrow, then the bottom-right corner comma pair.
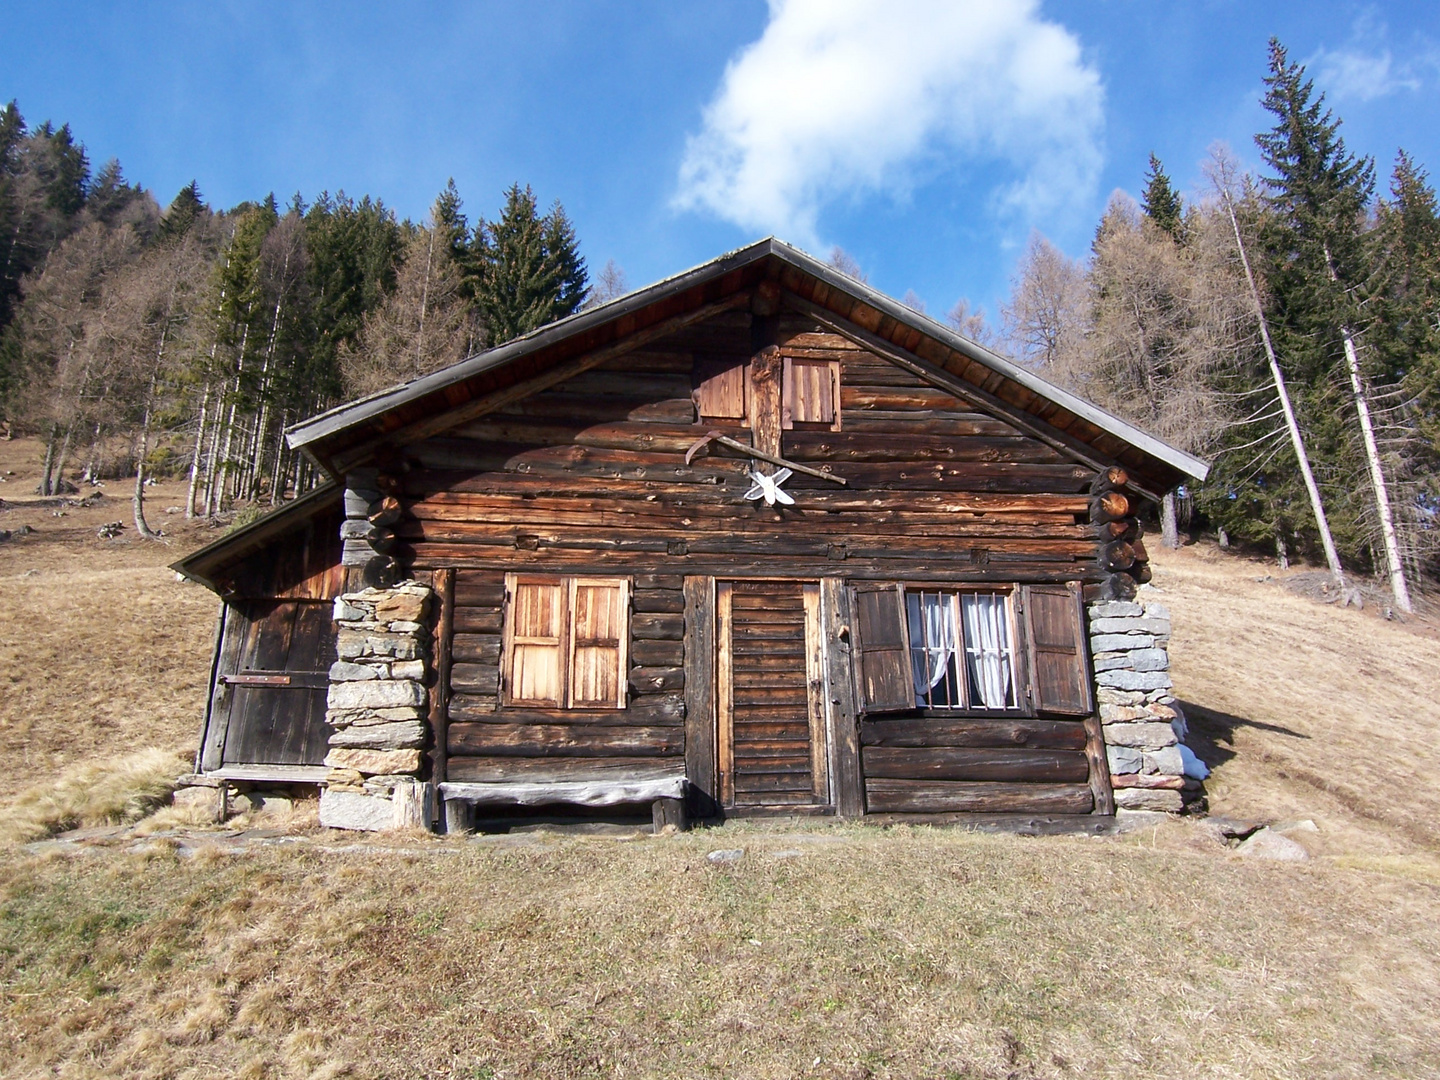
4,1 -> 1439,324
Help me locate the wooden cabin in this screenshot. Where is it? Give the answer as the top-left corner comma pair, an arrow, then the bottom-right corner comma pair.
174,238 -> 1208,829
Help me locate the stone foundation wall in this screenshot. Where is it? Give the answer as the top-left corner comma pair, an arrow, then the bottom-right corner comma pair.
318,582 -> 436,831
1089,585 -> 1204,814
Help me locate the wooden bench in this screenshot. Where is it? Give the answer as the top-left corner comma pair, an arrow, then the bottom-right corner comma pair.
438,777 -> 688,833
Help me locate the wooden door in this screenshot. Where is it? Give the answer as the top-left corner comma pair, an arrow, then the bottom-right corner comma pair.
216,599 -> 337,767
716,580 -> 829,811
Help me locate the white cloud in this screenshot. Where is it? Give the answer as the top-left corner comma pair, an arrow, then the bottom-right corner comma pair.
1312,13 -> 1423,103
672,0 -> 1104,248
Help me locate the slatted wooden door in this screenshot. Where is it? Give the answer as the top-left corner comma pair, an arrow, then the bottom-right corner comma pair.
216,599 -> 337,766
716,580 -> 829,811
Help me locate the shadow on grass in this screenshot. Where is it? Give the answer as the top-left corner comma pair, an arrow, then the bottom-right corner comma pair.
1178,698 -> 1309,771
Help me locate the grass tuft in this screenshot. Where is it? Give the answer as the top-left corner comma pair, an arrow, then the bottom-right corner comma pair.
0,747 -> 185,843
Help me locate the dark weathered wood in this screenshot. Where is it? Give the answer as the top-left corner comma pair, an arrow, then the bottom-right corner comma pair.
448,694 -> 685,725
447,722 -> 682,757
632,638 -> 684,666
1082,714 -> 1115,816
683,576 -> 718,818
652,796 -> 688,832
821,577 -> 864,818
450,663 -> 501,694
1022,583 -> 1093,717
632,589 -> 685,613
629,666 -> 684,693
632,612 -> 683,640
851,582 -> 912,713
860,717 -> 1087,750
861,746 -> 1090,783
864,779 -> 1094,815
446,755 -> 684,784
450,634 -> 501,664
453,606 -> 503,633
431,567 -> 455,784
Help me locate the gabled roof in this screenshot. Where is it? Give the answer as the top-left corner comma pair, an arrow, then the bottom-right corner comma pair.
287,238 -> 1207,499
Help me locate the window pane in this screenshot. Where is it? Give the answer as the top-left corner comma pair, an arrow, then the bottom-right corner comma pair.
961,593 -> 1015,708
909,591 -> 963,708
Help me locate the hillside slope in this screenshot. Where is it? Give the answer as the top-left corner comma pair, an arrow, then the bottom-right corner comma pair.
2,442 -> 1440,1078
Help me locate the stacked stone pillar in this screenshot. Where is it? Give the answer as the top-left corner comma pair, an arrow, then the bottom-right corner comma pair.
318,582 -> 437,831
1088,586 -> 1200,813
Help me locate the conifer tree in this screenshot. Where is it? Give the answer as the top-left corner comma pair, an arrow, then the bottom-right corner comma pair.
1141,154 -> 1185,241
470,184 -> 588,346
157,180 -> 205,243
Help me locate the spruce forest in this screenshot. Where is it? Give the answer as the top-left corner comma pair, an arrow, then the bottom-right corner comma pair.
1,40 -> 1436,599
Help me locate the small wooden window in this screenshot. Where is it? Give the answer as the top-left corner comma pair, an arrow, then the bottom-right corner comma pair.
782,357 -> 840,430
503,574 -> 630,709
694,360 -> 748,422
1021,583 -> 1092,716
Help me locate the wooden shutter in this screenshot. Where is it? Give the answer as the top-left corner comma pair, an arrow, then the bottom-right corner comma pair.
568,578 -> 629,709
851,583 -> 914,713
694,360 -> 748,421
1022,583 -> 1093,716
504,576 -> 566,706
782,357 -> 839,429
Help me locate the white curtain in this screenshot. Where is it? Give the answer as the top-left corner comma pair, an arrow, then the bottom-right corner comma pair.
908,592 -> 956,701
962,593 -> 1012,708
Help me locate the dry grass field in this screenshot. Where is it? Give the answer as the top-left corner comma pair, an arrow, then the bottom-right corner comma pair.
2,435 -> 1439,1079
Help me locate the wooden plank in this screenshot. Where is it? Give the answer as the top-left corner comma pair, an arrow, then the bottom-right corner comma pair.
446,755 -> 685,784
632,638 -> 684,666
447,723 -> 683,757
861,746 -> 1091,783
860,717 -> 1087,750
821,577 -> 864,818
440,776 -> 686,807
450,634 -> 501,664
632,612 -> 684,640
863,779 -> 1095,815
448,694 -> 685,726
632,589 -> 685,613
716,581 -> 735,807
1083,714 -> 1116,816
196,601 -> 231,774
683,575 -> 718,818
431,568 -> 455,784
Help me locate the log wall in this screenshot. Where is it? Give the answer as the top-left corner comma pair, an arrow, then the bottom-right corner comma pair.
444,569 -> 687,786
395,313 -> 1099,583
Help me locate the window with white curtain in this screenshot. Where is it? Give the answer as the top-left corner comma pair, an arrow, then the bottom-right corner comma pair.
905,590 -> 1018,710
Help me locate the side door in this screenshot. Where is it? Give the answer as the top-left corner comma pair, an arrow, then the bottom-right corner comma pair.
209,599 -> 337,769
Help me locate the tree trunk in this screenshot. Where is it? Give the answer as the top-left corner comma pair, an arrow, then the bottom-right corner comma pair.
133,322 -> 169,541
1338,324 -> 1412,612
1161,491 -> 1180,549
39,421 -> 59,496
1223,192 -> 1345,583
1276,532 -> 1288,571
186,382 -> 210,519
1321,245 -> 1414,613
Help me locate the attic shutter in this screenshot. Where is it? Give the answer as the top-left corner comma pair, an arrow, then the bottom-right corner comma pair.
782,358 -> 839,429
505,576 -> 566,706
694,360 -> 748,420
1022,583 -> 1092,716
568,578 -> 629,709
852,583 -> 914,713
